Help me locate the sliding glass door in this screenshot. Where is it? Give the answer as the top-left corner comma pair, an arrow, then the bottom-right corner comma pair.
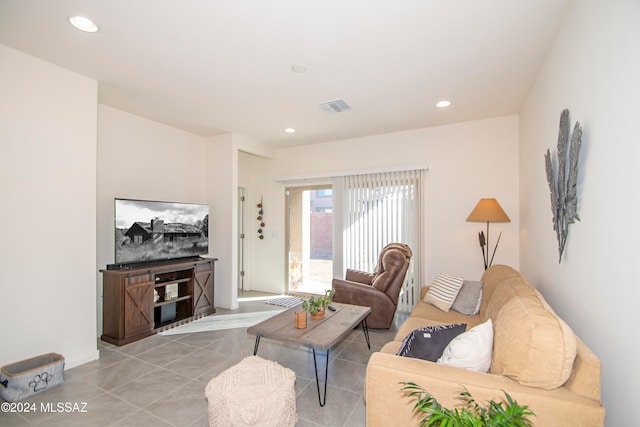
334,169 -> 422,311
285,185 -> 333,295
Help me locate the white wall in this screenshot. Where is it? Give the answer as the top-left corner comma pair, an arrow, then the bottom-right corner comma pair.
0,45 -> 98,368
268,115 -> 520,288
97,107 -> 252,320
96,105 -> 209,331
206,134 -> 239,309
519,1 -> 639,425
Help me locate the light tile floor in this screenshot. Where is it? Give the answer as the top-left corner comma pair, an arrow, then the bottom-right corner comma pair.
1,294 -> 407,427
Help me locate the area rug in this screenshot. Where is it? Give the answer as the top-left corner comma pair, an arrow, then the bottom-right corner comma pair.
160,310 -> 284,335
265,296 -> 304,308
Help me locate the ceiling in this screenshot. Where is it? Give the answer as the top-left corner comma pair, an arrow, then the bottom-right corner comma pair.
0,0 -> 568,149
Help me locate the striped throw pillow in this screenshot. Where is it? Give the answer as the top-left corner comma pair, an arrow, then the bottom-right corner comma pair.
424,274 -> 465,312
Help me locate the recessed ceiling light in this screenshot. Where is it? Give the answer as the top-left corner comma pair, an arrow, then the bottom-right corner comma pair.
284,128 -> 296,133
69,16 -> 98,33
436,100 -> 452,108
291,64 -> 308,73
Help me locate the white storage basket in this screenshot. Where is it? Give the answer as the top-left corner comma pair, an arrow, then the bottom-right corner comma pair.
0,353 -> 64,402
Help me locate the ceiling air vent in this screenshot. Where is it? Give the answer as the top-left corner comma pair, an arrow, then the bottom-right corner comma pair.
318,99 -> 352,114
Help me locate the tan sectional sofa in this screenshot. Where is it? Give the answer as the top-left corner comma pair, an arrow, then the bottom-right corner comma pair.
365,265 -> 605,426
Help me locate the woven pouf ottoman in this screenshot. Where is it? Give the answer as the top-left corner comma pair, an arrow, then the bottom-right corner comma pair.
205,355 -> 297,427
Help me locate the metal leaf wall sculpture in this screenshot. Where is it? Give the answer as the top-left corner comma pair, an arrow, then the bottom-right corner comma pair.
544,109 -> 582,262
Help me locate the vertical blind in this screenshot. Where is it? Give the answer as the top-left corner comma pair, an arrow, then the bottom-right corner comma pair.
335,169 -> 422,312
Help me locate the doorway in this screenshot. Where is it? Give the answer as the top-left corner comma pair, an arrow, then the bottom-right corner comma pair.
285,185 -> 333,295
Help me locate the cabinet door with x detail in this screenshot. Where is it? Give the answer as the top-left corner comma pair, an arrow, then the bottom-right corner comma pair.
124,273 -> 154,339
193,261 -> 215,315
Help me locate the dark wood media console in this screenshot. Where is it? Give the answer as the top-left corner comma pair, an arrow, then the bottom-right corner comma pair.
101,257 -> 217,346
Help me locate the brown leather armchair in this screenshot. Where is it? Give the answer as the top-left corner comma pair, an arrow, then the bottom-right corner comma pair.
331,243 -> 412,329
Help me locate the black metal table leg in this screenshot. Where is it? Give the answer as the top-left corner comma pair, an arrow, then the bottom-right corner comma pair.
312,349 -> 330,407
361,318 -> 371,349
253,336 -> 261,355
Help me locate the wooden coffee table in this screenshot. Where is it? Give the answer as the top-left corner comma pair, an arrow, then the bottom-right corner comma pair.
247,302 -> 371,406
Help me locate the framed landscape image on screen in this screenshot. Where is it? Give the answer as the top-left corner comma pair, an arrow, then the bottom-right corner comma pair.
114,198 -> 209,265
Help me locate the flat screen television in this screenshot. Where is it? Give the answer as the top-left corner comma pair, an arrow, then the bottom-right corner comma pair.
114,198 -> 209,266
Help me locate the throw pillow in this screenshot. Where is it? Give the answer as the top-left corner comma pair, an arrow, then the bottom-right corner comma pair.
397,323 -> 467,362
451,280 -> 483,316
437,318 -> 493,372
424,274 -> 464,312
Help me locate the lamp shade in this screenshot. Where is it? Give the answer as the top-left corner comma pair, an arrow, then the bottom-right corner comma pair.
466,198 -> 510,223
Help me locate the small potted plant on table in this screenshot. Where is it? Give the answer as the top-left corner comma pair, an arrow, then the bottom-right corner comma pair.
302,289 -> 335,320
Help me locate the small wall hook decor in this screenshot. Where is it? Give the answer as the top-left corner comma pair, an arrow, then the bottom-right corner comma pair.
257,196 -> 265,239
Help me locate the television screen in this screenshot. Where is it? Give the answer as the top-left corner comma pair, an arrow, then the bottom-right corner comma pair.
114,198 -> 209,265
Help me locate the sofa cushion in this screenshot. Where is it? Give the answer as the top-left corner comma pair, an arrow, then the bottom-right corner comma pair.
451,280 -> 483,315
424,274 -> 464,312
481,277 -> 537,322
479,265 -> 525,318
380,340 -> 402,355
394,317 -> 450,344
491,295 -> 577,389
437,319 -> 493,372
410,300 -> 483,329
396,323 -> 467,362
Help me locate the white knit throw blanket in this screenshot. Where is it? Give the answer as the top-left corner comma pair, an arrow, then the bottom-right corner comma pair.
205,356 -> 297,427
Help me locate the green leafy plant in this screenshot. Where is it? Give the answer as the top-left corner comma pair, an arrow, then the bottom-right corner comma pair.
301,289 -> 335,315
401,382 -> 534,427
